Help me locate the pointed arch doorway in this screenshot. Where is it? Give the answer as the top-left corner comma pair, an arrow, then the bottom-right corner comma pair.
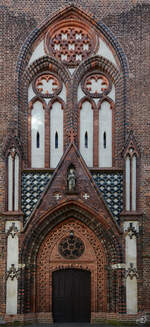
36,217 -> 108,320
52,269 -> 91,322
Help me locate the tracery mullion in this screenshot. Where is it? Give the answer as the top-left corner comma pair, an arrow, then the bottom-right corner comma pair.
45,106 -> 50,168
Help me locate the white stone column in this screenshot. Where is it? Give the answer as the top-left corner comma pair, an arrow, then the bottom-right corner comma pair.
5,221 -> 21,314
124,221 -> 139,314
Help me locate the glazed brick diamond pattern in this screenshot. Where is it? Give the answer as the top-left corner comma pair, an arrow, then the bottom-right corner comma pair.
21,172 -> 52,224
92,172 -> 123,223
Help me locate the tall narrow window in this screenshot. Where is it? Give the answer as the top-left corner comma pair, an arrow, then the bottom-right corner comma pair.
80,101 -> 93,166
99,101 -> 112,167
31,101 -> 45,168
36,132 -> 40,148
103,132 -> 106,149
85,131 -> 88,148
55,132 -> 58,149
50,102 -> 63,168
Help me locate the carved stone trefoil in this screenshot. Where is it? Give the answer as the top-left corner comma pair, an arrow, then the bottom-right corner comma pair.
6,223 -> 19,238
6,264 -> 20,280
124,222 -> 139,239
125,263 -> 138,280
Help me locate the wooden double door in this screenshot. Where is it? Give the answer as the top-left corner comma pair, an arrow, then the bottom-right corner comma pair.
52,269 -> 91,322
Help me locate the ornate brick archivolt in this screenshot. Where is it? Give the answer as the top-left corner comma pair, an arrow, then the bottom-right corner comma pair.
23,57 -> 70,86
18,202 -> 123,314
36,219 -> 106,312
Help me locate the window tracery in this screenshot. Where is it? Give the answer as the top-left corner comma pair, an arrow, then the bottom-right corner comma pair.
27,15 -> 118,170
58,234 -> 85,259
33,72 -> 62,98
45,19 -> 99,66
28,71 -> 65,168
82,72 -> 111,98
78,70 -> 114,168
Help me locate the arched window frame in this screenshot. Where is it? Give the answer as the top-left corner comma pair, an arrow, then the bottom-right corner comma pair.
122,136 -> 140,212
78,94 -> 115,168
5,147 -> 21,212
26,59 -> 69,169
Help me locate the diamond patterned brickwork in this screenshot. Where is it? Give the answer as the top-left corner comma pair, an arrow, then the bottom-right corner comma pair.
21,171 -> 123,225
21,172 -> 52,224
92,172 -> 123,224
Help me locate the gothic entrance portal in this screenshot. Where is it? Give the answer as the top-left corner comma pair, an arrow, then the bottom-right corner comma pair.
52,269 -> 91,322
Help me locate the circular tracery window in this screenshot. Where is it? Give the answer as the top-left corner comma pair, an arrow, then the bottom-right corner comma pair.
33,72 -> 62,98
58,235 -> 85,259
82,72 -> 112,98
45,19 -> 99,67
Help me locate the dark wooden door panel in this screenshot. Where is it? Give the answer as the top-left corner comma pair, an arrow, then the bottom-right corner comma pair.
52,269 -> 91,322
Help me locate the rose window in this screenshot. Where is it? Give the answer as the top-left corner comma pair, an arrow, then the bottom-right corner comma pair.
58,233 -> 85,259
45,20 -> 98,66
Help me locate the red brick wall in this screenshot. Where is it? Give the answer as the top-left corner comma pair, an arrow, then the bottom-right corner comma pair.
1,0 -> 150,317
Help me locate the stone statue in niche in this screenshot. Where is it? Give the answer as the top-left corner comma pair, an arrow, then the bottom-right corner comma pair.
67,166 -> 76,192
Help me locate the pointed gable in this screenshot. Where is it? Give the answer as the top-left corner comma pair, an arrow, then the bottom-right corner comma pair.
23,143 -> 121,233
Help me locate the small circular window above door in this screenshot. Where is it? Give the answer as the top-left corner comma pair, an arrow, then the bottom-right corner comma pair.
58,234 -> 85,259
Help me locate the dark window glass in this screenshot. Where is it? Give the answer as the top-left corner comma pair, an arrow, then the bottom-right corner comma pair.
103,132 -> 106,149
85,131 -> 88,148
36,132 -> 40,148
55,132 -> 58,148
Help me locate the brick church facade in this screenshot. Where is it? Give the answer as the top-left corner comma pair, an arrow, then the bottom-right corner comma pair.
1,1 -> 150,324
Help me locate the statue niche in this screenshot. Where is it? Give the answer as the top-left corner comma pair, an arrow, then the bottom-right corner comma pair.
67,165 -> 76,192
